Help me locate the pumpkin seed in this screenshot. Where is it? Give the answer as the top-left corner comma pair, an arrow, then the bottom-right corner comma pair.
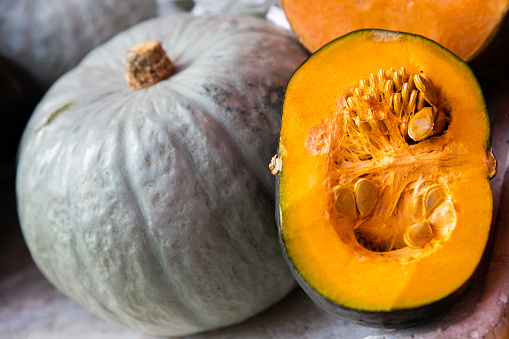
410,180 -> 438,221
400,67 -> 408,82
425,186 -> 446,216
406,73 -> 414,90
372,83 -> 381,100
354,178 -> 378,217
334,186 -> 357,217
404,219 -> 433,248
410,194 -> 425,222
370,73 -> 378,87
428,200 -> 457,238
347,96 -> 357,108
416,92 -> 425,111
433,109 -> 448,135
414,73 -> 437,108
408,107 -> 434,141
402,82 -> 411,107
360,79 -> 370,90
416,180 -> 436,193
384,79 -> 394,95
393,92 -> 403,117
354,88 -> 363,98
378,69 -> 386,82
407,90 -> 418,114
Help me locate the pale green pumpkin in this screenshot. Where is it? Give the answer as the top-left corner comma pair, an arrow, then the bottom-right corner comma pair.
0,0 -> 157,89
16,14 -> 308,336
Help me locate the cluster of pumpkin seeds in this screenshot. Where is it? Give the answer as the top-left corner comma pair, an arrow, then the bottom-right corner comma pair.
334,177 -> 456,252
336,67 -> 449,162
343,179 -> 456,252
333,178 -> 378,218
330,68 -> 456,253
401,180 -> 455,248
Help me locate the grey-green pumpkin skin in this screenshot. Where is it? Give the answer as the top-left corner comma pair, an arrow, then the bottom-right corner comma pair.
0,0 -> 157,89
16,14 -> 308,337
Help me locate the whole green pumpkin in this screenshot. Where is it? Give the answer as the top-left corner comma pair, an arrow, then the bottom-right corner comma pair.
16,14 -> 308,336
0,0 -> 157,89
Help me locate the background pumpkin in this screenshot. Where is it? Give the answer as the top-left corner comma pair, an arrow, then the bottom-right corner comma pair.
280,0 -> 509,62
15,14 -> 308,337
0,0 -> 157,89
0,54 -> 42,182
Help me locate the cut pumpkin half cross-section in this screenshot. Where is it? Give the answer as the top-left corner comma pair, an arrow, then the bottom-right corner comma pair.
272,29 -> 498,328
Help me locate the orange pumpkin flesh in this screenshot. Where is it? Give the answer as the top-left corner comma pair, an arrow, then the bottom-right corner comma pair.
275,30 -> 497,327
281,0 -> 509,61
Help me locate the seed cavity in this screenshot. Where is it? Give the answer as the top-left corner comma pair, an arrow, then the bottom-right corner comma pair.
323,67 -> 457,254
335,178 -> 456,253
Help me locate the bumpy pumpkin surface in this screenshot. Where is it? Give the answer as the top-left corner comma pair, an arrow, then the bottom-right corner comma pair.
16,14 -> 308,336
281,0 -> 509,61
0,0 -> 157,89
274,29 -> 497,328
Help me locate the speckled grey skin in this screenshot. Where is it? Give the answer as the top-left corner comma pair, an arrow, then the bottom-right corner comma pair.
15,14 -> 309,337
0,0 -> 157,89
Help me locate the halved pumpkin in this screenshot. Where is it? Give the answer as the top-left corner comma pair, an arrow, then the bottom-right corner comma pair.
281,0 -> 509,61
273,29 -> 497,327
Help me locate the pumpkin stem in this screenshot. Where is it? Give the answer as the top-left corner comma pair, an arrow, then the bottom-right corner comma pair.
124,40 -> 174,90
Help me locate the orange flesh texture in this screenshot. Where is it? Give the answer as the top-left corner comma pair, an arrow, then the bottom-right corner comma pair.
278,30 -> 493,311
282,0 -> 509,61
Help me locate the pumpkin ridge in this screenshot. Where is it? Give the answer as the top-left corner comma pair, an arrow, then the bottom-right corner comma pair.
113,107 -> 218,333
164,82 -> 278,196
33,120 -> 129,322
72,121 -> 129,322
164,94 -> 289,311
121,89 -> 282,330
50,92 -> 199,332
117,114 -> 204,331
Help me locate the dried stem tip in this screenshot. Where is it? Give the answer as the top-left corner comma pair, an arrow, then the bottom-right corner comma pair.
124,40 -> 174,90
